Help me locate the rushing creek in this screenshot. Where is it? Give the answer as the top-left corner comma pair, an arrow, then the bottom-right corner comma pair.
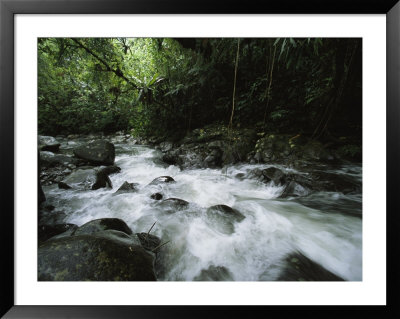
41,137 -> 362,281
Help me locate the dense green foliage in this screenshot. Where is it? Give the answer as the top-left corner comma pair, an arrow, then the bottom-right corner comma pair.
38,37 -> 361,143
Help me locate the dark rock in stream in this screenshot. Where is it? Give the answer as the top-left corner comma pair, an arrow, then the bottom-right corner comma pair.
58,181 -> 72,189
114,181 -> 139,194
149,176 -> 175,185
277,251 -> 345,281
194,265 -> 233,281
262,167 -> 286,185
280,181 -> 310,198
159,198 -> 190,210
99,165 -> 121,176
91,171 -> 113,190
38,151 -> 46,206
38,135 -> 61,153
72,218 -> 133,236
40,151 -> 76,168
205,205 -> 245,235
150,193 -> 163,200
73,140 -> 115,166
38,233 -> 156,281
61,168 -> 97,189
310,171 -> 361,194
207,205 -> 245,222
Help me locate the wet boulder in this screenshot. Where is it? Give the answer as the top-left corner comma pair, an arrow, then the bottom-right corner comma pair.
203,148 -> 223,168
280,181 -> 310,198
93,229 -> 142,246
58,181 -> 72,189
114,181 -> 139,195
73,140 -> 115,166
247,168 -> 265,181
38,181 -> 46,206
207,205 -> 245,222
254,134 -> 293,162
61,168 -> 96,189
91,165 -> 121,190
300,141 -> 333,162
159,141 -> 174,152
150,193 -> 163,200
262,167 -> 286,185
194,265 -> 233,281
40,151 -> 76,168
38,223 -> 78,244
136,232 -> 162,252
159,198 -> 189,211
38,234 -> 156,281
99,165 -> 121,176
277,252 -> 344,281
91,171 -> 113,190
205,205 -> 245,235
310,171 -> 361,194
38,136 -> 60,153
73,218 -> 133,236
149,176 -> 175,185
162,152 -> 179,166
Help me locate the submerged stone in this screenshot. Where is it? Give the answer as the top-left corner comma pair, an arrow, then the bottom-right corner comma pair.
206,205 -> 245,222
193,265 -> 233,281
205,205 -> 245,235
277,251 -> 345,281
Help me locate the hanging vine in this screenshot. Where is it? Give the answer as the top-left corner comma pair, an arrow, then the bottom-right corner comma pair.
228,39 -> 241,132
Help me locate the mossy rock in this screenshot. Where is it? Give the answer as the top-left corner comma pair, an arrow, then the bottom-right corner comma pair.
73,140 -> 115,166
38,233 -> 156,281
73,218 -> 132,236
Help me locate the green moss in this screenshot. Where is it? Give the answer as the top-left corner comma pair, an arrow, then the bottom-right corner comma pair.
54,268 -> 69,281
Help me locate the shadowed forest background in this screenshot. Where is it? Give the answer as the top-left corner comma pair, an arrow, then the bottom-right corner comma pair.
38,37 -> 361,160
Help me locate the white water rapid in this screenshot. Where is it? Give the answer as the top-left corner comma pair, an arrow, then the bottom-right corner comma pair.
42,139 -> 362,281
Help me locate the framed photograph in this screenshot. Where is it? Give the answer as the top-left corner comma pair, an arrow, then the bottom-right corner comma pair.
1,0 -> 399,317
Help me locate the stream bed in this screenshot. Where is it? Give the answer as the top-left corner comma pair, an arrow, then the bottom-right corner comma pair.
41,137 -> 362,281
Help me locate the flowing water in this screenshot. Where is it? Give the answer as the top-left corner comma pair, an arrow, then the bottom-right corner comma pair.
41,138 -> 362,281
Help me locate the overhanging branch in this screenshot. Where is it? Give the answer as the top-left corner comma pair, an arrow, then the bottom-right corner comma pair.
70,38 -> 138,89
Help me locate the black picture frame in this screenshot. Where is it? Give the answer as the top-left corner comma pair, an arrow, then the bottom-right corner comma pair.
1,0 -> 399,318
